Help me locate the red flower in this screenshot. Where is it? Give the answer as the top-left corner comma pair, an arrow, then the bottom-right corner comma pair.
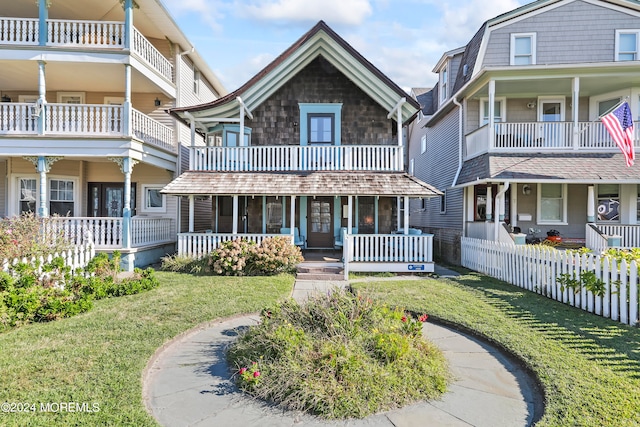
401,316 -> 407,323
239,367 -> 247,374
253,371 -> 261,378
419,314 -> 429,322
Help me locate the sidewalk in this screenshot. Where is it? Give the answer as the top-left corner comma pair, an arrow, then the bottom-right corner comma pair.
144,310 -> 542,426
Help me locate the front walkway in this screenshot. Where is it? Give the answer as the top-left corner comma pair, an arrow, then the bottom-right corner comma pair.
143,296 -> 541,426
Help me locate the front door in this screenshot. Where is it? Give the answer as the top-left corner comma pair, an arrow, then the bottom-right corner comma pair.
538,98 -> 565,147
88,183 -> 136,217
307,197 -> 333,248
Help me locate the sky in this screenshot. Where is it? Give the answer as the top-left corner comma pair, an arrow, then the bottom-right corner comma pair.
162,0 -> 534,93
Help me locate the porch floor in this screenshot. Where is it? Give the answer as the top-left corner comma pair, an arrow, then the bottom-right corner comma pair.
301,249 -> 341,263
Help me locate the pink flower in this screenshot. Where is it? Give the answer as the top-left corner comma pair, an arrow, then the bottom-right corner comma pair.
239,367 -> 247,375
419,314 -> 429,322
401,316 -> 407,323
253,371 -> 261,378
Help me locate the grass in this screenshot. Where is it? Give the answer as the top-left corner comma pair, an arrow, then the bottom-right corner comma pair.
0,272 -> 294,426
352,271 -> 640,427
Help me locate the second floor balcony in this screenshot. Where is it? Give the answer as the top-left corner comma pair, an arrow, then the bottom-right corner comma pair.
465,121 -> 640,159
190,145 -> 405,172
0,102 -> 175,153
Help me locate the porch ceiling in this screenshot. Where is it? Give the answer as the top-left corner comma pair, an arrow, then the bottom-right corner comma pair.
456,152 -> 640,186
161,171 -> 442,197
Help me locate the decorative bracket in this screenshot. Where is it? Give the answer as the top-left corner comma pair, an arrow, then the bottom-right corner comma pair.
23,156 -> 62,173
109,157 -> 139,174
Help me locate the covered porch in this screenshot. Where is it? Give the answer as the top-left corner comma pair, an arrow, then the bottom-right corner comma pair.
162,171 -> 441,275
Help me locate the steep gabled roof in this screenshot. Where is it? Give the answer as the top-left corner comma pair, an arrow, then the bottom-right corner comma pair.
169,21 -> 419,127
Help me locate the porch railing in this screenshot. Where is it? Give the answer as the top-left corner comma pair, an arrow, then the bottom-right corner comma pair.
132,109 -> 176,152
50,217 -> 122,249
190,145 -> 404,172
132,27 -> 173,81
45,103 -> 123,135
0,17 -> 38,45
465,122 -> 640,158
131,217 -> 173,247
594,224 -> 640,249
345,234 -> 434,263
47,19 -> 124,47
586,223 -> 609,254
177,233 -> 283,258
0,103 -> 38,134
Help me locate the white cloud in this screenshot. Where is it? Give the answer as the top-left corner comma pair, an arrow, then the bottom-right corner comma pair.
238,0 -> 373,26
162,0 -> 225,32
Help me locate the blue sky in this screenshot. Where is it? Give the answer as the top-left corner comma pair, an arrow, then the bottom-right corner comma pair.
163,0 -> 533,93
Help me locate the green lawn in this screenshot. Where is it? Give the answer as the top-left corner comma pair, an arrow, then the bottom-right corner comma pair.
0,272 -> 294,426
2,269 -> 640,426
352,272 -> 640,427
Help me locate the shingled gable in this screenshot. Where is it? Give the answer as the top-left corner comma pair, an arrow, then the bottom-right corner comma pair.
168,20 -> 420,128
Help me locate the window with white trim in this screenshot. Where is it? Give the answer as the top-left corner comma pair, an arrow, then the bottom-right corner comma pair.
597,184 -> 619,222
440,190 -> 447,214
142,185 -> 166,213
538,183 -> 566,224
616,30 -> 639,61
19,178 -> 37,214
49,179 -> 74,216
480,98 -> 506,125
299,103 -> 342,146
510,33 -> 536,65
439,65 -> 448,103
420,134 -> 427,153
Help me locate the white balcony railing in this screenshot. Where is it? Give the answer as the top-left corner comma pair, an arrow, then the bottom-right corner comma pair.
191,145 -> 404,172
45,103 -> 123,135
177,233 -> 283,258
132,109 -> 176,153
132,28 -> 173,81
465,122 -> 640,159
131,217 -> 173,247
47,19 -> 124,47
0,17 -> 38,45
0,103 -> 38,134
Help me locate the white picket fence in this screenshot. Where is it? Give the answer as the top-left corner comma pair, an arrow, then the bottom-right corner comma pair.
461,237 -> 639,326
177,233 -> 284,259
1,243 -> 96,277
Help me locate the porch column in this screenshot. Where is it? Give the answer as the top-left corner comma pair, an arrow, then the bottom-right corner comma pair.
188,196 -> 194,232
232,195 -> 239,234
403,196 -> 409,234
587,185 -> 595,223
185,112 -> 196,169
488,79 -> 495,149
396,197 -> 401,231
123,64 -> 132,137
486,185 -> 493,221
37,61 -> 46,135
499,185 -> 506,221
290,196 -> 296,235
121,157 -> 136,250
123,0 -> 133,50
38,0 -> 48,46
24,156 -> 61,218
347,196 -> 353,232
572,77 -> 580,150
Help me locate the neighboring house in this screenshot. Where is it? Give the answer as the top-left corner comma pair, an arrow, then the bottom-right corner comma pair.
0,0 -> 225,269
408,0 -> 640,265
164,21 -> 442,273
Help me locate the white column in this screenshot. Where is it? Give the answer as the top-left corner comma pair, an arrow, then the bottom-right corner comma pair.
121,157 -> 134,249
499,185 -> 506,221
239,100 -> 245,146
188,196 -> 194,232
124,0 -> 133,50
488,80 -> 495,149
347,196 -> 353,233
38,157 -> 48,217
486,185 -> 493,221
123,64 -> 132,137
572,77 -> 580,150
37,61 -> 46,135
403,196 -> 409,234
396,197 -> 401,231
587,185 -> 595,223
290,195 -> 296,232
232,195 -> 239,234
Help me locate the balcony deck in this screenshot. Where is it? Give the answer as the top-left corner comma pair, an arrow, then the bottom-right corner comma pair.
190,145 -> 404,172
466,122 -> 640,159
0,17 -> 173,82
0,103 -> 176,153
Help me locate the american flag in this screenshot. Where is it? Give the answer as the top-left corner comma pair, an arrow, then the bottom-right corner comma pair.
601,101 -> 635,167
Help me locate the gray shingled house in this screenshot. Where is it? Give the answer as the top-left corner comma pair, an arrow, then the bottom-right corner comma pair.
407,0 -> 640,265
162,21 -> 441,273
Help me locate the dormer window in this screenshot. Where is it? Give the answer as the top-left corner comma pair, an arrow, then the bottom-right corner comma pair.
510,33 -> 536,65
439,65 -> 448,104
616,30 -> 639,61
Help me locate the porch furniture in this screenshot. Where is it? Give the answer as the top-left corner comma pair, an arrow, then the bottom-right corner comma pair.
280,227 -> 305,248
334,227 -> 358,253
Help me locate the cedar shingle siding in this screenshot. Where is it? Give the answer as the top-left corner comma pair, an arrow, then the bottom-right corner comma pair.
249,56 -> 394,146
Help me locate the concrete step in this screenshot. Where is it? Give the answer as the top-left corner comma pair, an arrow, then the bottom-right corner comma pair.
297,266 -> 343,274
296,273 -> 345,281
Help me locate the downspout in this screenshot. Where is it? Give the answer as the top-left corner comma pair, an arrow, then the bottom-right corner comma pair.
451,96 -> 463,187
494,181 -> 510,241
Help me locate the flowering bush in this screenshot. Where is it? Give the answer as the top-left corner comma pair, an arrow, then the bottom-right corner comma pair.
207,237 -> 302,276
0,213 -> 72,261
227,290 -> 448,419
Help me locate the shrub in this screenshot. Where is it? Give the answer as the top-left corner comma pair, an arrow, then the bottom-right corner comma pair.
248,236 -> 303,275
227,290 -> 450,419
0,213 -> 72,261
208,239 -> 256,276
160,254 -> 206,274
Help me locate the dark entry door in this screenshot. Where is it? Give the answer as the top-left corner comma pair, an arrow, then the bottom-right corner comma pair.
307,197 -> 333,248
88,183 -> 136,217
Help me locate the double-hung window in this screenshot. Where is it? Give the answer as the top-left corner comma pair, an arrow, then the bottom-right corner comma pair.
538,183 -> 566,224
480,98 -> 506,125
510,33 -> 536,65
616,30 -> 639,61
49,179 -> 74,216
142,185 -> 166,213
439,66 -> 448,104
308,114 -> 334,145
19,178 -> 37,214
